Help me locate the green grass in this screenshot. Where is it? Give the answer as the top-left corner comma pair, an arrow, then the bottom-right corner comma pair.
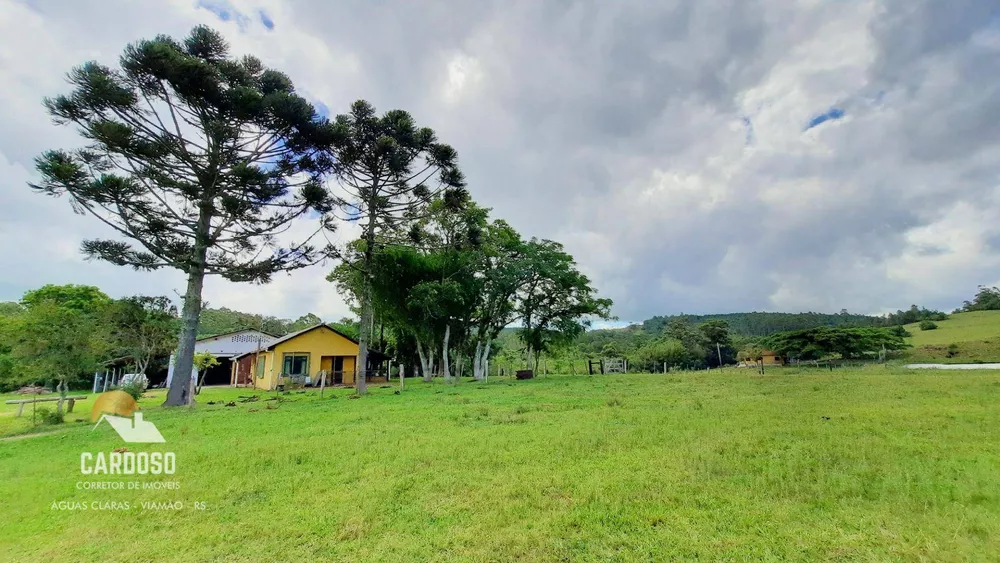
901,311 -> 1000,363
2,369 -> 1000,561
904,311 -> 1000,347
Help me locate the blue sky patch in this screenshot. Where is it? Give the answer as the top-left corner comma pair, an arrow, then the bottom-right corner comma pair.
259,10 -> 275,30
196,0 -> 251,30
742,116 -> 755,146
805,107 -> 845,131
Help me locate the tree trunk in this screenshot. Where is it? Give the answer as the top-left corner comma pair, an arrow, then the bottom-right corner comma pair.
473,339 -> 492,381
356,293 -> 372,395
164,266 -> 206,406
473,340 -> 482,381
56,379 -> 66,418
483,340 -> 493,380
442,324 -> 452,383
416,339 -> 433,382
456,353 -> 464,379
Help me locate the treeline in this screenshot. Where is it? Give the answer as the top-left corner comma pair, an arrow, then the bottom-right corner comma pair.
330,197 -> 612,384
762,327 -> 908,361
962,286 -> 1000,312
539,317 -> 744,372
197,308 -> 357,339
642,312 -> 879,337
642,305 -> 949,338
0,285 -> 178,410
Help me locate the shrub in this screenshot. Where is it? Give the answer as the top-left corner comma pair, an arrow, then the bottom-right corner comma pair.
118,378 -> 147,401
889,325 -> 912,338
35,407 -> 64,425
919,320 -> 938,331
946,344 -> 959,358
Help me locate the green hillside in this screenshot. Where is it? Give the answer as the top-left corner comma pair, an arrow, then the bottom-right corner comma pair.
902,311 -> 1000,363
642,311 -> 879,337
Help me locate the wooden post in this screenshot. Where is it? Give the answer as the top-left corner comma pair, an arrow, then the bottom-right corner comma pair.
399,363 -> 404,392
319,370 -> 326,398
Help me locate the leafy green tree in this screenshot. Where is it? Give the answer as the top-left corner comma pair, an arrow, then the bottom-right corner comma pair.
636,339 -> 689,372
600,342 -> 622,358
765,327 -> 907,361
518,239 -> 613,371
21,284 -> 110,313
325,100 -> 466,394
661,317 -> 706,367
193,351 -> 220,395
698,320 -> 735,367
963,286 -> 1000,312
343,245 -> 439,381
0,304 -> 25,391
402,195 -> 484,381
0,302 -> 24,317
10,301 -> 107,418
288,313 -> 323,332
31,26 -> 336,407
645,311 -> 879,337
468,220 -> 528,380
329,318 -> 360,341
197,307 -> 291,337
105,296 -> 178,376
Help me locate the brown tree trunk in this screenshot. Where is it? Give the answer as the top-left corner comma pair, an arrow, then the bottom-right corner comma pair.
164,207 -> 210,407
164,267 -> 205,406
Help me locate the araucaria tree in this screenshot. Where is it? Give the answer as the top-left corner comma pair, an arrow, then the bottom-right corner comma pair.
326,100 -> 465,394
31,26 -> 336,406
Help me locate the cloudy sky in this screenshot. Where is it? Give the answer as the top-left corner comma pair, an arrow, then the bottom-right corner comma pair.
1,0 -> 998,325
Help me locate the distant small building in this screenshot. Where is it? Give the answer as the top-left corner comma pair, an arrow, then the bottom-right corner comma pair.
738,349 -> 785,367
760,350 -> 785,366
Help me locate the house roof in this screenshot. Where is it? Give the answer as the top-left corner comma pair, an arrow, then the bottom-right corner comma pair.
233,324 -> 386,359
196,328 -> 278,342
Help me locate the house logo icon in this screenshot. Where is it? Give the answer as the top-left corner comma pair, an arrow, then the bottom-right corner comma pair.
90,390 -> 166,443
93,412 -> 166,443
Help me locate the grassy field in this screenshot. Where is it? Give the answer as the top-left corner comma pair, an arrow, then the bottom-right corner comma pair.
901,311 -> 1000,363
2,369 -> 1000,561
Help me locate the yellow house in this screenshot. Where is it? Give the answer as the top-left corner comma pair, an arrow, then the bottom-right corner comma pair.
760,349 -> 784,366
236,324 -> 384,390
738,348 -> 785,367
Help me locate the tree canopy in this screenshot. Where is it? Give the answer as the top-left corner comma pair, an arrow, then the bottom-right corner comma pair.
324,100 -> 466,394
962,286 -> 1000,312
764,327 -> 908,361
31,25 -> 337,406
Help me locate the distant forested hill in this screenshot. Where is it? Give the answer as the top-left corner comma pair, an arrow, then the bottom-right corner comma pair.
642,312 -> 880,337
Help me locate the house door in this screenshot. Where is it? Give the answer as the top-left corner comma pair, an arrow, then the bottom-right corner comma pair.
333,357 -> 344,384
236,356 -> 254,385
